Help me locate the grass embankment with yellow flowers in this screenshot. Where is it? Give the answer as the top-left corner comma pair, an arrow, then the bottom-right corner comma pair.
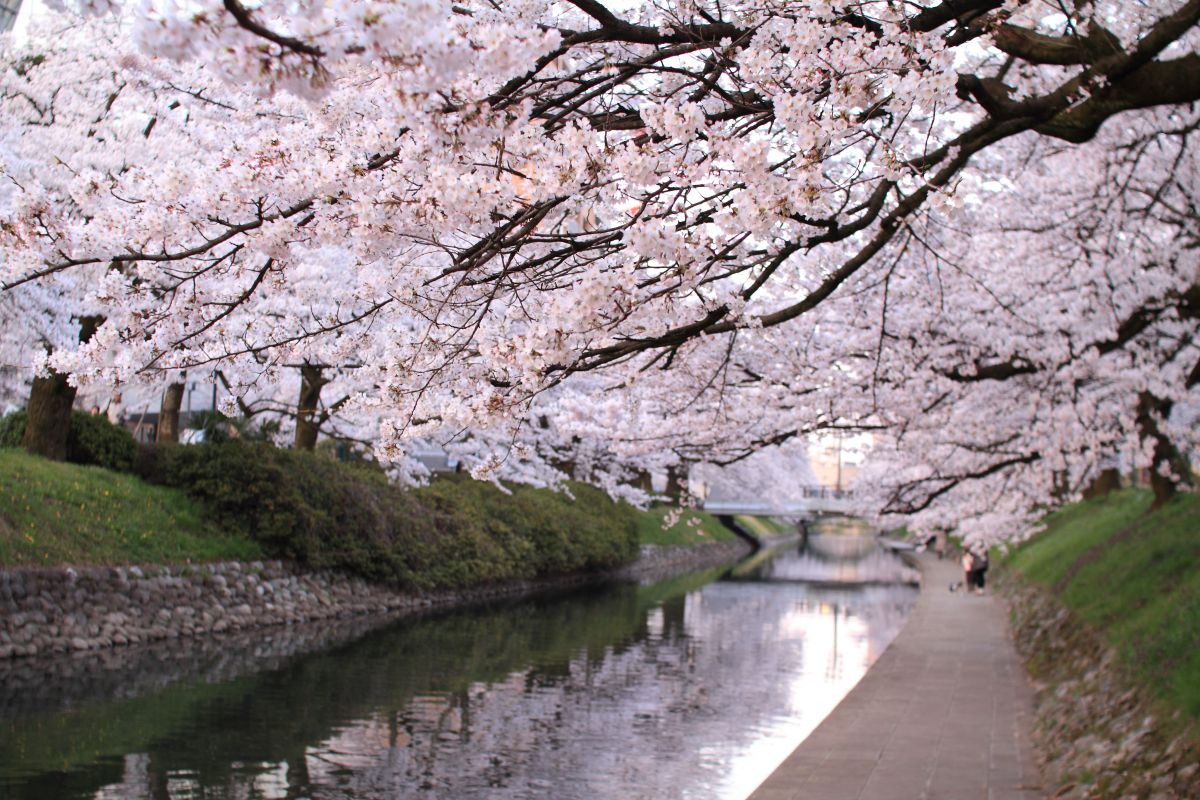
0,448 -> 262,566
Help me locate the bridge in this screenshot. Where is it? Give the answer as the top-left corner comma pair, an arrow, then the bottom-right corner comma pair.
702,487 -> 856,517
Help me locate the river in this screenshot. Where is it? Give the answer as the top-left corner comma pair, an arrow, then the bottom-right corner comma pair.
0,534 -> 918,800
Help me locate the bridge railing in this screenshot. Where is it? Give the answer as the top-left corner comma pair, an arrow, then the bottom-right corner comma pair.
702,488 -> 856,517
799,487 -> 855,500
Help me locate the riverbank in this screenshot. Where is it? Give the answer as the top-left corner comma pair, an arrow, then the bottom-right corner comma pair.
1002,573 -> 1200,799
998,489 -> 1200,799
0,446 -> 643,590
0,443 -> 771,661
0,538 -> 754,661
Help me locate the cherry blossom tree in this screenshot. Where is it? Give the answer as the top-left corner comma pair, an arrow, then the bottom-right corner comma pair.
850,107 -> 1199,542
1,0 -> 1198,540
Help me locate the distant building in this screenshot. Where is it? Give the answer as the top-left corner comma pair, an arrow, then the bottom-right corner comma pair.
806,432 -> 871,492
118,411 -> 207,443
410,450 -> 461,474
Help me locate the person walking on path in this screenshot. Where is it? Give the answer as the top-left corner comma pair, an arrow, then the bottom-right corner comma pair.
962,549 -> 976,592
972,549 -> 990,594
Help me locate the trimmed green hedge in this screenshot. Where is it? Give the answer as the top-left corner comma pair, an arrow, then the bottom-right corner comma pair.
0,409 -> 137,472
415,476 -> 640,578
139,441 -> 639,590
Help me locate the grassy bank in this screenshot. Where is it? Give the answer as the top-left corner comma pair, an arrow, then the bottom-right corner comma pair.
0,443 -> 640,588
0,449 -> 262,566
732,514 -> 795,539
1004,488 -> 1200,719
634,506 -> 739,546
2,444 -> 766,589
634,505 -> 797,547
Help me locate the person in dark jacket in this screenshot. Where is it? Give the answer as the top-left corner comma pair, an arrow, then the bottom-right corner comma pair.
970,549 -> 989,594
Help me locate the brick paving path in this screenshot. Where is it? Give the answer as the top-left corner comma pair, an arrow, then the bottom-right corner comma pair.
748,551 -> 1044,800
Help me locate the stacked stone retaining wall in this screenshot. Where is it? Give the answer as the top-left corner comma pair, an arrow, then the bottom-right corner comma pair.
0,539 -> 754,662
613,539 -> 755,582
0,610 -> 397,720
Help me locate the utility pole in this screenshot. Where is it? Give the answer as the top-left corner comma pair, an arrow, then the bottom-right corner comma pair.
835,434 -> 843,495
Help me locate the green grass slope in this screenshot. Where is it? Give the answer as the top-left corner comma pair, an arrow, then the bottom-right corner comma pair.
732,514 -> 795,538
0,448 -> 262,566
1,444 -> 642,587
635,506 -> 738,546
1005,489 -> 1200,718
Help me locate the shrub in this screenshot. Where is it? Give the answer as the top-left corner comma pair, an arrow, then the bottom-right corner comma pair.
413,476 -> 640,577
66,411 -> 138,472
140,440 -> 639,590
0,410 -> 23,447
143,441 -> 414,583
0,409 -> 137,472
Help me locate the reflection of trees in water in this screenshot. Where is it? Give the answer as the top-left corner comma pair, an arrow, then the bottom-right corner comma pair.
807,517 -> 876,538
729,535 -> 921,587
0,612 -> 405,719
291,580 -> 916,800
2,558 -> 916,800
1,586 -> 645,800
801,531 -> 882,558
750,547 -> 921,585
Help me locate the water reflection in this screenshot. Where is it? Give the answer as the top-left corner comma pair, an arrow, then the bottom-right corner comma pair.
1,540 -> 917,800
734,533 -> 922,586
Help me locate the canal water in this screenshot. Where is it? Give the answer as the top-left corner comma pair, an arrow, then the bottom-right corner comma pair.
0,536 -> 918,800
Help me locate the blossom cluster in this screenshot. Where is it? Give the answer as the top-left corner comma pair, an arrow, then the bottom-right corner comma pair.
1,0 -> 1197,539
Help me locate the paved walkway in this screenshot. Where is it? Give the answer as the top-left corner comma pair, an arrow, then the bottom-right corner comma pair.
748,552 -> 1044,800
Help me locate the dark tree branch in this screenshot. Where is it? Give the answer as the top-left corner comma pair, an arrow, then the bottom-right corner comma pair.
222,0 -> 324,58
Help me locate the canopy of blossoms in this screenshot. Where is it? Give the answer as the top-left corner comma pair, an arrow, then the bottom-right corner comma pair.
1,0 -> 1197,542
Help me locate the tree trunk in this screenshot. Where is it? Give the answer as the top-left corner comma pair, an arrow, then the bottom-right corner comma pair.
21,370 -> 77,460
294,364 -> 328,451
1136,391 -> 1193,510
629,468 -> 655,494
1051,470 -> 1072,503
1081,468 -> 1121,500
552,457 -> 577,479
664,464 -> 690,504
156,381 -> 186,443
21,316 -> 102,461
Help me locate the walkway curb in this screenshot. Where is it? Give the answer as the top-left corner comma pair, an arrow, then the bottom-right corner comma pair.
748,551 -> 1044,800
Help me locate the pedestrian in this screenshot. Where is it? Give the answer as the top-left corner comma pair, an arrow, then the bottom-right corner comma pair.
971,549 -> 989,594
962,549 -> 975,592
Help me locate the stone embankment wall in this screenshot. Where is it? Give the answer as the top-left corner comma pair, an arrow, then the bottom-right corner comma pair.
614,540 -> 755,582
1000,573 -> 1200,800
0,539 -> 753,661
1,609 -> 398,720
